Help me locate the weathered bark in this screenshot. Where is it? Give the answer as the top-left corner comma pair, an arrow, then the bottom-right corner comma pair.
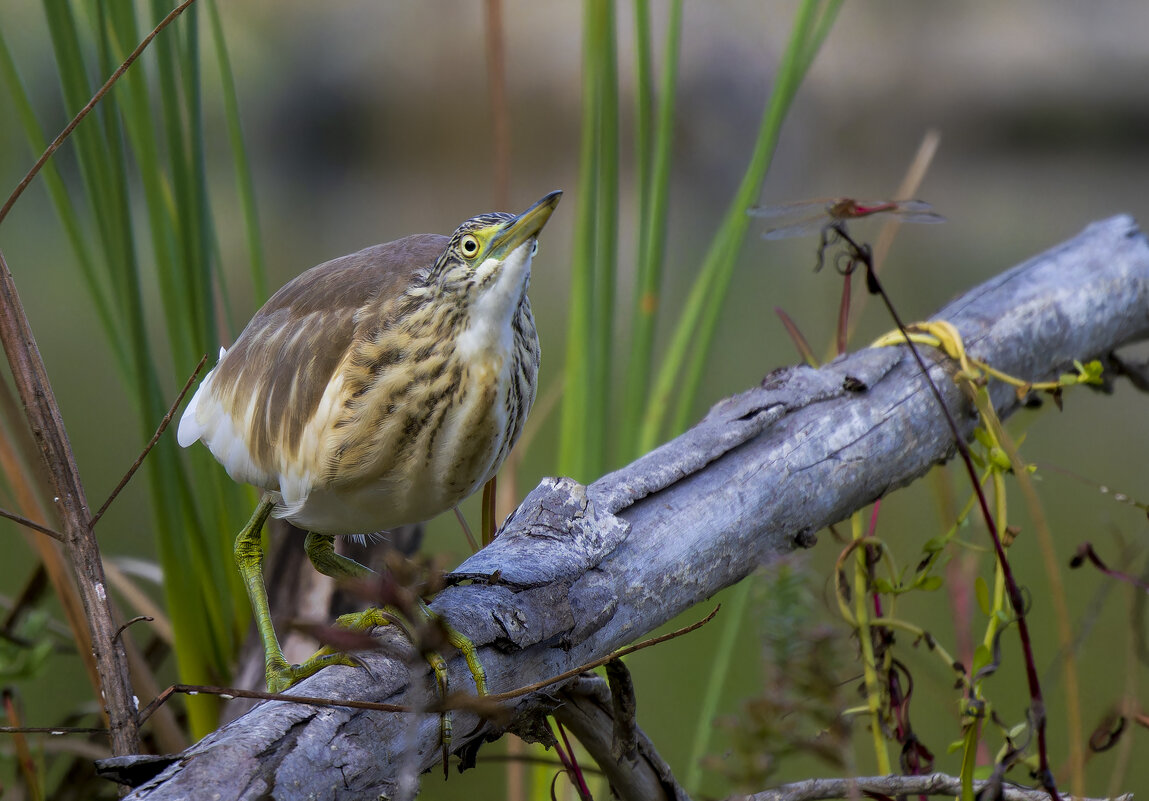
119,216 -> 1149,799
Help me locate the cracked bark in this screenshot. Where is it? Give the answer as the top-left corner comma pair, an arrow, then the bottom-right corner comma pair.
115,216 -> 1149,799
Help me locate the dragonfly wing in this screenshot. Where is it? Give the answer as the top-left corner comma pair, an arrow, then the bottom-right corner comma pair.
893,211 -> 946,224
759,215 -> 828,240
887,200 -> 945,224
747,200 -> 829,219
754,198 -> 944,239
889,199 -> 935,213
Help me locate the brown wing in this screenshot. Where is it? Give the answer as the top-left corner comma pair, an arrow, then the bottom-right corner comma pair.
207,233 -> 448,479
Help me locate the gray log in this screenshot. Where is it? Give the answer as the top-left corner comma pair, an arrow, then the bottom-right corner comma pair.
121,216 -> 1149,800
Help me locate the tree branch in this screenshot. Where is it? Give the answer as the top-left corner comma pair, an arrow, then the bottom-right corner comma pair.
119,216 -> 1149,799
0,250 -> 139,756
552,675 -> 690,801
737,772 -> 1133,801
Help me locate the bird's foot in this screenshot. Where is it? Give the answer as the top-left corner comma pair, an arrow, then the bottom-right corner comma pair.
263,607 -> 389,693
264,652 -> 365,694
261,606 -> 487,697
261,603 -> 489,774
416,600 -> 488,696
406,602 -> 489,774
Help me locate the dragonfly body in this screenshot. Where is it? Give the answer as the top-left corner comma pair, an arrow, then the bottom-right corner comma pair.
750,198 -> 944,240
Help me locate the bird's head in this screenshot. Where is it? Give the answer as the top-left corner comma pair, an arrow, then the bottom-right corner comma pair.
429,190 -> 562,311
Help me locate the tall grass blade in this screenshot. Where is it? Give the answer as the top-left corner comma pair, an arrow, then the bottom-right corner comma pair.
589,3 -> 618,477
0,34 -> 126,377
631,0 -> 653,224
0,1 -> 259,736
207,0 -> 266,308
640,0 -> 843,451
558,0 -> 618,481
684,580 -> 751,793
621,0 -> 682,462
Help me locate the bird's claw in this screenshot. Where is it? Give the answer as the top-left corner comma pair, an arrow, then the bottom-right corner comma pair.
264,651 -> 365,694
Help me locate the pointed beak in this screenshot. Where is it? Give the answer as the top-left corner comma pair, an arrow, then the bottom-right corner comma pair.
489,190 -> 562,258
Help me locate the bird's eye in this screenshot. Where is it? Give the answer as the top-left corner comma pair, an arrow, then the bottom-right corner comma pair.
460,235 -> 480,258
530,240 -> 539,256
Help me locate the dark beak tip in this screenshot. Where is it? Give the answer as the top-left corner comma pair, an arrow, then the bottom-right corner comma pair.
516,190 -> 562,225
540,190 -> 562,210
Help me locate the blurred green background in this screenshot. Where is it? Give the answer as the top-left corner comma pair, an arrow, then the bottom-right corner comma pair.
1,1 -> 1148,799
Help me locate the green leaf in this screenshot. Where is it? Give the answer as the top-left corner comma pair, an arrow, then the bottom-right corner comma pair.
975,576 -> 991,616
620,0 -> 683,463
873,577 -> 896,594
1079,359 -> 1104,385
988,446 -> 1011,470
4,0 -> 260,736
971,643 -> 992,676
922,536 -> 947,553
0,611 -> 54,682
915,575 -> 944,591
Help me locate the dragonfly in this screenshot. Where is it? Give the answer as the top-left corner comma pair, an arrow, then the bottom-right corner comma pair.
749,198 -> 944,240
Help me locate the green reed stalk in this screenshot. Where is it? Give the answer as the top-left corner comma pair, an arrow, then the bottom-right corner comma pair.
1,1 -> 260,736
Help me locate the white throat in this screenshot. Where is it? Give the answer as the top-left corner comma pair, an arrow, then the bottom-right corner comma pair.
456,240 -> 534,361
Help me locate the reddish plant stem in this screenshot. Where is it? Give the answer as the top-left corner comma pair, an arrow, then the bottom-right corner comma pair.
832,223 -> 1061,800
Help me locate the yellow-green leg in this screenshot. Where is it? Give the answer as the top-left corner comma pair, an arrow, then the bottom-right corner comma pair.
416,599 -> 488,696
234,498 -> 364,693
235,508 -> 488,747
303,531 -> 372,581
302,533 -> 487,688
301,532 -> 488,758
301,533 -> 488,693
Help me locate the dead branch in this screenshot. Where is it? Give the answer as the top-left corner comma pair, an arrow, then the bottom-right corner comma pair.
117,216 -> 1149,799
0,251 -> 138,755
735,772 -> 1133,801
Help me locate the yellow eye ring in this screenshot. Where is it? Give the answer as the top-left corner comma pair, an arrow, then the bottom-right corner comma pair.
460,235 -> 480,259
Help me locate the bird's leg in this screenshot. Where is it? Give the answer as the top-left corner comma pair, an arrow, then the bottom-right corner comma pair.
234,501 -> 361,693
413,598 -> 490,765
302,534 -> 485,693
303,531 -> 372,580
299,532 -> 394,658
302,532 -> 489,763
234,497 -> 308,692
